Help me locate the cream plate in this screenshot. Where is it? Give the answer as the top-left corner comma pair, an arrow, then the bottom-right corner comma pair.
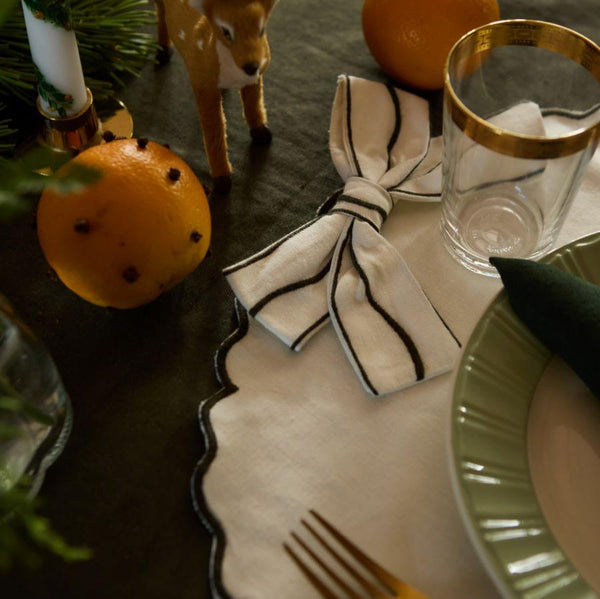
450,231 -> 600,599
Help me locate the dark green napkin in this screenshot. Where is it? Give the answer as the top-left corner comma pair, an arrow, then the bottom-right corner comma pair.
490,256 -> 600,398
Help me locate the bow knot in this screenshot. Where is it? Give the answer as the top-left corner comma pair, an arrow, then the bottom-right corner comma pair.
329,177 -> 392,232
225,75 -> 460,396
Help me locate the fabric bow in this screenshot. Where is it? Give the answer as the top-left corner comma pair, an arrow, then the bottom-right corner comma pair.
224,75 -> 460,395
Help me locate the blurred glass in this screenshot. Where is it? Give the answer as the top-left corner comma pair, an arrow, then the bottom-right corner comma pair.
0,296 -> 72,496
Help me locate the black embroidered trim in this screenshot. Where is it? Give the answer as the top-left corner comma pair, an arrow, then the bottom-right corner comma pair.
458,166 -> 545,195
328,224 -> 379,395
346,222 -> 425,382
249,262 -> 331,316
191,301 -> 248,599
391,165 -> 545,198
291,312 -> 330,350
345,75 -> 363,178
541,103 -> 600,119
317,187 -> 345,215
421,290 -> 461,348
336,194 -> 389,221
387,159 -> 442,194
385,84 -> 401,171
328,209 -> 379,231
223,217 -> 321,276
419,159 -> 442,178
389,135 -> 432,192
484,101 -> 600,123
390,190 -> 441,198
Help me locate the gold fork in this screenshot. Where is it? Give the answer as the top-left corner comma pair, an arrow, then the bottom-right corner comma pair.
283,510 -> 429,599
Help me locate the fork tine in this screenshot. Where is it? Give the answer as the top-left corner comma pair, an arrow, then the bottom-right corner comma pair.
301,518 -> 394,599
310,510 -> 429,599
283,541 -> 341,599
289,531 -> 363,599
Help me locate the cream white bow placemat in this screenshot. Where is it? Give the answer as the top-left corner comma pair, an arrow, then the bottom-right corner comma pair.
195,76 -> 600,599
225,75 -> 460,396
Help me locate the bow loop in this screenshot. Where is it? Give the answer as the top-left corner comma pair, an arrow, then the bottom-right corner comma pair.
328,177 -> 392,231
330,76 -> 432,190
328,220 -> 459,395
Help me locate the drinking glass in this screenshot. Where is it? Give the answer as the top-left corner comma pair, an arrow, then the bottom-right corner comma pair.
441,19 -> 600,276
0,296 -> 72,496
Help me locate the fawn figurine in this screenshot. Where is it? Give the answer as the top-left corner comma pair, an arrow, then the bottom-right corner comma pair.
155,0 -> 279,194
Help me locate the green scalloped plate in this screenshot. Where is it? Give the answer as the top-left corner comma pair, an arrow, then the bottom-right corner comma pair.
450,232 -> 600,599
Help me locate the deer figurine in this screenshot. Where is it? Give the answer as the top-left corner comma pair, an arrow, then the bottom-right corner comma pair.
155,0 -> 279,194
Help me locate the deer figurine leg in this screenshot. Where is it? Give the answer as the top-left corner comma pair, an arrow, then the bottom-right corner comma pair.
156,0 -> 279,194
193,85 -> 233,194
241,77 -> 272,145
154,0 -> 173,64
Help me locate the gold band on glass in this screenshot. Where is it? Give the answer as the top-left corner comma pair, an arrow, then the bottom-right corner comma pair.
444,19 -> 600,159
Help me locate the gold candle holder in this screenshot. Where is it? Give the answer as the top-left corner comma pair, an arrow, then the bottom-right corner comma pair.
36,87 -> 134,169
38,88 -> 100,152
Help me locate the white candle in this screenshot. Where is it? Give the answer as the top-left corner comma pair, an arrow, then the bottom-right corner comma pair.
21,0 -> 88,117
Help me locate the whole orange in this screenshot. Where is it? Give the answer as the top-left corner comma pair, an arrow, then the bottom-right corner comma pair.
361,0 -> 500,90
37,139 -> 211,309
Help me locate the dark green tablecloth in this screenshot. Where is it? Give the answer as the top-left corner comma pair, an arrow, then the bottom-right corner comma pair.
2,0 -> 599,597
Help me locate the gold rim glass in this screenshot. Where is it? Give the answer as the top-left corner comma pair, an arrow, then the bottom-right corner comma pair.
444,19 -> 600,159
440,19 -> 600,277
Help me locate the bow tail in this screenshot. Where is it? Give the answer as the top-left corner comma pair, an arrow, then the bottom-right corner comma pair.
328,220 -> 461,396
225,214 -> 348,349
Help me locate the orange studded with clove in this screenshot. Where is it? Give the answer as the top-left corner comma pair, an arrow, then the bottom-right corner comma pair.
37,138 -> 211,309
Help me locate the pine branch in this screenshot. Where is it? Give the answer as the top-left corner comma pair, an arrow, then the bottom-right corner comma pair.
0,0 -> 158,153
0,0 -> 17,24
0,106 -> 18,152
0,479 -> 93,572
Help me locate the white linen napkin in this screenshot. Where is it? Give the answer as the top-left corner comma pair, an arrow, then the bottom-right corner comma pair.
225,75 -> 461,396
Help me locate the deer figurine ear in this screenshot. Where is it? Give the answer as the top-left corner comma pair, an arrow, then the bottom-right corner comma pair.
188,0 -> 206,15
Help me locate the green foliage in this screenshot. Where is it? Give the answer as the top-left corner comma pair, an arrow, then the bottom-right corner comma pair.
0,0 -> 17,25
0,323 -> 94,571
0,395 -> 54,427
0,3 -> 104,570
0,24 -> 38,105
0,0 -> 157,152
0,479 -> 93,572
0,106 -> 18,153
0,147 -> 102,220
72,0 -> 159,93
